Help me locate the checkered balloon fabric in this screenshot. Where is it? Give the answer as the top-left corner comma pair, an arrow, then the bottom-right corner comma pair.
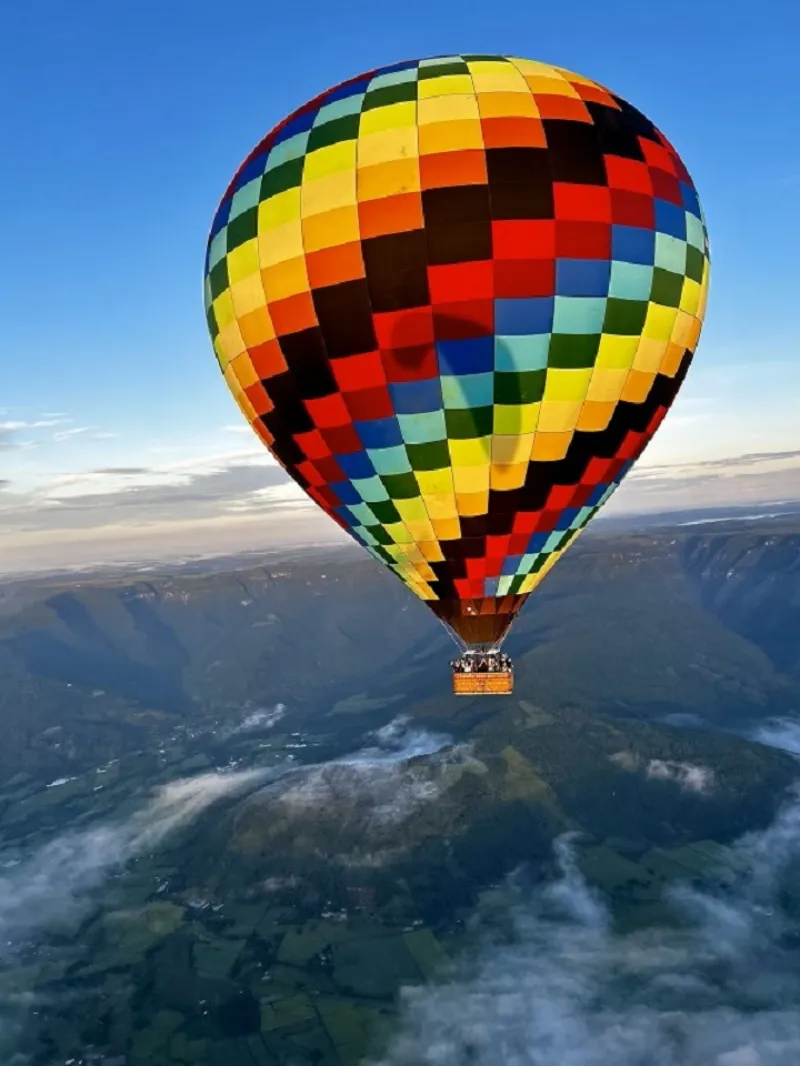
204,55 -> 709,647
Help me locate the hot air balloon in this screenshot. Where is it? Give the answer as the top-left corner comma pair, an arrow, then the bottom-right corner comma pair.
204,54 -> 709,696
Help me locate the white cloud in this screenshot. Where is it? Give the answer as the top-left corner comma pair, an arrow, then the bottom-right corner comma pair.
374,789 -> 800,1066
52,425 -> 93,442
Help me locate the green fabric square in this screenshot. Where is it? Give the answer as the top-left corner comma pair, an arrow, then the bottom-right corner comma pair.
207,229 -> 228,271
229,178 -> 262,222
382,472 -> 420,499
206,304 -> 219,338
445,406 -> 494,439
226,208 -> 257,252
547,334 -> 600,368
650,268 -> 683,308
370,526 -> 394,546
347,503 -> 378,526
264,131 -> 310,171
494,371 -> 546,405
307,113 -> 361,152
368,68 -> 419,88
603,298 -> 648,335
406,439 -> 451,470
417,60 -> 469,78
685,245 -> 705,284
362,81 -> 418,111
553,296 -> 607,335
370,499 -> 402,524
260,157 -> 305,200
314,95 -> 365,126
208,258 -> 229,300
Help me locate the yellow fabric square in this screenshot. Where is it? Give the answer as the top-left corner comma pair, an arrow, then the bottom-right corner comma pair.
457,490 -> 489,516
417,94 -> 479,124
230,273 -> 267,317
643,303 -> 678,341
416,469 -> 454,496
537,400 -> 582,433
633,337 -> 668,373
558,67 -> 604,87
302,205 -> 360,252
301,170 -> 357,216
452,463 -> 490,492
493,403 -> 540,434
544,368 -> 592,402
422,493 -> 458,520
508,58 -> 561,77
237,392 -> 257,425
416,584 -> 437,601
262,255 -> 309,301
419,119 -> 484,154
587,367 -> 629,402
258,188 -> 301,229
217,320 -> 246,365
418,540 -> 445,563
357,127 -> 419,167
212,290 -> 236,331
576,400 -> 616,432
432,516 -> 462,541
406,520 -> 436,543
670,309 -> 696,348
492,434 -> 533,465
223,362 -> 243,399
302,140 -> 357,181
621,369 -> 655,403
477,91 -> 539,118
259,220 -> 303,266
230,352 -> 259,390
525,75 -> 579,97
226,239 -> 260,284
490,462 -> 528,491
359,101 -> 417,135
357,157 -> 420,198
680,278 -> 702,315
660,343 -> 687,378
385,523 -> 414,544
595,333 -> 639,369
472,73 -> 530,94
417,74 -> 474,98
394,497 -> 430,524
531,431 -> 571,460
238,306 -> 275,348
449,437 -> 492,466
412,561 -> 437,583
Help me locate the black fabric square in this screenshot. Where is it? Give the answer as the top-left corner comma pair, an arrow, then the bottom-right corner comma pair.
263,372 -> 315,435
543,120 -> 606,185
313,279 -> 377,357
362,230 -> 430,312
280,328 -> 338,400
422,185 -> 492,228
426,222 -> 492,265
585,102 -> 645,161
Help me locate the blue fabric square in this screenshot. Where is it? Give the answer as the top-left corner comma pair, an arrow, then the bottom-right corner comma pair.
556,259 -> 611,297
325,76 -> 374,103
351,475 -> 390,503
611,225 -> 656,265
441,372 -> 494,409
680,182 -> 701,219
209,198 -> 231,240
314,94 -> 365,124
389,378 -> 442,414
265,130 -> 310,170
609,261 -> 653,301
484,577 -> 501,596
333,505 -> 356,528
556,506 -> 580,529
436,336 -> 495,375
655,199 -> 687,240
336,451 -> 376,480
273,107 -> 317,146
553,296 -> 607,334
501,554 -> 524,576
330,481 -> 361,506
494,297 -> 554,336
236,151 -> 269,189
397,410 -> 447,444
526,532 -> 551,553
355,417 -> 403,449
586,483 -> 608,507
367,445 -> 412,475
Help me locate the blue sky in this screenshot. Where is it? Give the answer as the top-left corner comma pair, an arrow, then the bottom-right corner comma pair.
1,0 -> 798,570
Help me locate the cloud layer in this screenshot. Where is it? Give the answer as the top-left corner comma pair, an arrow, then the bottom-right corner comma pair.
374,789 -> 800,1066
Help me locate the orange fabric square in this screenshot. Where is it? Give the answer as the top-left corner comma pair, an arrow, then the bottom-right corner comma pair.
248,338 -> 287,379
306,242 -> 364,289
358,192 -> 424,239
268,291 -> 317,335
480,117 -> 546,148
295,428 -> 331,461
573,83 -> 619,108
244,381 -> 273,415
419,150 -> 487,188
535,95 -> 591,122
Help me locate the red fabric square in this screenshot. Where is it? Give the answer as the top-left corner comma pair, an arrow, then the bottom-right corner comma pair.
508,532 -> 530,554
306,393 -> 350,429
583,456 -> 613,483
321,424 -> 362,454
344,386 -> 395,421
555,221 -> 611,259
332,350 -> 386,392
534,509 -> 560,533
295,428 -> 330,461
433,299 -> 494,340
553,183 -> 612,222
650,168 -> 683,206
466,557 -> 486,579
484,556 -> 503,578
296,459 -> 326,487
603,156 -> 652,194
512,510 -> 540,535
571,483 -> 595,508
428,261 -> 494,303
315,455 -> 347,482
640,139 -> 677,175
494,259 -> 555,298
547,484 -> 575,509
454,578 -> 472,597
381,344 -> 438,383
492,220 -> 556,259
373,307 -> 435,349
610,189 -> 655,228
486,534 -> 511,559
311,485 -> 342,510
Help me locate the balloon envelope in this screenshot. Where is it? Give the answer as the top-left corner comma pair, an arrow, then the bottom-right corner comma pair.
205,55 -> 709,648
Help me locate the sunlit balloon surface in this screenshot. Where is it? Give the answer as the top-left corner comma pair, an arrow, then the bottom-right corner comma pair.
204,55 -> 709,649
